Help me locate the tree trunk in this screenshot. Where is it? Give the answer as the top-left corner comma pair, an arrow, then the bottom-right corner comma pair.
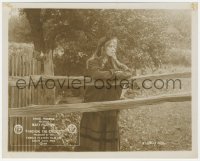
44,50 -> 54,75
24,9 -> 45,53
24,9 -> 55,105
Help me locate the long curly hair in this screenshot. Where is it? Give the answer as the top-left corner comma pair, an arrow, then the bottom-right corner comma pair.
86,36 -> 129,71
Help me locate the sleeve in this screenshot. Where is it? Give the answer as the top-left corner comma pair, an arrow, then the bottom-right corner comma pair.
88,59 -> 115,79
115,63 -> 132,79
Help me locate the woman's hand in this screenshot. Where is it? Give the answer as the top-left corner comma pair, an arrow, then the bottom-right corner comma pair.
110,55 -> 130,71
120,64 -> 130,71
114,71 -> 123,75
114,70 -> 132,79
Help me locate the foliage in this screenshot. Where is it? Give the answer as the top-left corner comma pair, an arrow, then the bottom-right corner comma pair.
9,9 -> 191,75
9,13 -> 32,42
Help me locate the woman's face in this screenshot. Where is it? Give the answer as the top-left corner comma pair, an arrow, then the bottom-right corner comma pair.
105,38 -> 117,57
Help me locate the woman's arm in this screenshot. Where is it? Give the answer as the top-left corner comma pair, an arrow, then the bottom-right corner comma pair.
113,60 -> 132,79
110,55 -> 132,79
88,59 -> 115,79
88,58 -> 132,80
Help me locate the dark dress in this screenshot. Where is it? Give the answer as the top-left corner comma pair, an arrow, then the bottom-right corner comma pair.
77,56 -> 131,151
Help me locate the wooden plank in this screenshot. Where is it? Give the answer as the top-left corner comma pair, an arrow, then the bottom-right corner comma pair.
22,117 -> 25,152
11,55 -> 15,76
18,86 -> 21,109
22,56 -> 25,76
25,87 -> 28,151
24,118 -> 28,152
15,55 -> 18,76
37,85 -> 42,106
21,88 -> 24,109
29,117 -> 33,151
8,72 -> 191,87
17,79 -> 22,151
31,83 -> 34,105
9,92 -> 191,117
19,55 -> 22,76
8,118 -> 12,151
17,117 -> 21,151
11,87 -> 15,108
29,56 -> 31,73
13,117 -> 18,151
34,84 -> 38,105
27,60 -> 32,158
30,59 -> 32,75
17,55 -> 20,76
27,117 -> 31,151
26,56 -> 28,76
11,85 -> 19,151
16,92 -> 20,152
32,59 -> 35,75
8,86 -> 11,109
21,89 -> 25,151
24,55 -> 27,76
29,86 -> 34,151
22,60 -> 29,152
29,58 -> 37,151
14,55 -> 19,151
8,87 -> 13,151
9,54 -> 11,76
25,87 -> 28,111
9,87 -> 15,151
28,83 -> 31,106
10,117 -> 16,151
21,117 -> 25,151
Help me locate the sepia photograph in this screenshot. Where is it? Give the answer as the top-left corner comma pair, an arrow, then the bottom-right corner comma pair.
2,2 -> 198,158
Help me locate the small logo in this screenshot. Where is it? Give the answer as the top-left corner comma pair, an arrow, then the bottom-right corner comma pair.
14,124 -> 23,134
66,124 -> 77,134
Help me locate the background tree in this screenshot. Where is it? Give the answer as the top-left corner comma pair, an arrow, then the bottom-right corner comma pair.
9,9 -> 191,76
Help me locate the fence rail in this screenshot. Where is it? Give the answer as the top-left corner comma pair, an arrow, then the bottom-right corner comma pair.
9,72 -> 191,87
9,92 -> 191,117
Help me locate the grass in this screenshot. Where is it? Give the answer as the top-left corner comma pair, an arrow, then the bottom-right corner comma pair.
119,101 -> 191,151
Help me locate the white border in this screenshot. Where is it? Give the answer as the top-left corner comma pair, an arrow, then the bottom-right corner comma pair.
1,1 -> 199,159
1,0 -> 199,3
1,2 -> 195,9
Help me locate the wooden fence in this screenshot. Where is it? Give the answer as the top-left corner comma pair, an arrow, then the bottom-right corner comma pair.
9,93 -> 191,117
8,50 -> 191,152
8,50 -> 54,151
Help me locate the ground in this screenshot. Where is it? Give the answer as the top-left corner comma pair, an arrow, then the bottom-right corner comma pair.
119,101 -> 191,151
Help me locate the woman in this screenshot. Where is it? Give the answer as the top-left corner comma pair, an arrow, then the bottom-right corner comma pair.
78,36 -> 131,151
